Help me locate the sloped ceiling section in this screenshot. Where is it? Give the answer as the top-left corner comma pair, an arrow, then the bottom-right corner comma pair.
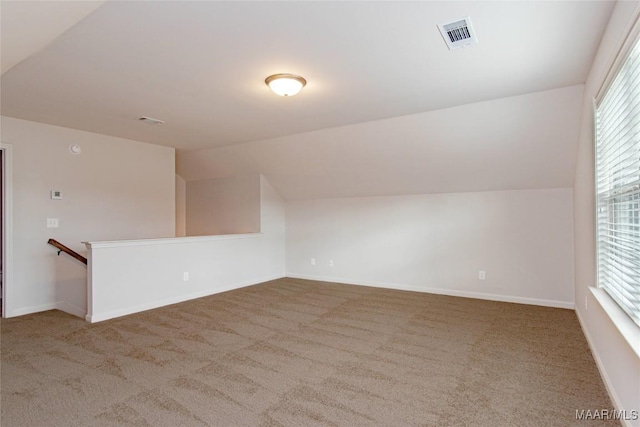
177,85 -> 584,201
0,1 -> 105,75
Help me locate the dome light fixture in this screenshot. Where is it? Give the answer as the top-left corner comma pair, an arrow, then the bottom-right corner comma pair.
265,73 -> 307,96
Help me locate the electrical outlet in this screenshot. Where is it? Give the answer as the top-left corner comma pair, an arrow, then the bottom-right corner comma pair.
311,258 -> 316,266
46,218 -> 59,228
329,259 -> 334,267
183,272 -> 189,281
478,270 -> 486,280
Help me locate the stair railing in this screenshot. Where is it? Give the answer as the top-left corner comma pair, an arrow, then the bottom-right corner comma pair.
47,239 -> 88,265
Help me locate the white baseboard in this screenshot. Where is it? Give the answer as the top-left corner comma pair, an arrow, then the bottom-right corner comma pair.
286,273 -> 575,309
56,301 -> 87,319
5,301 -> 87,319
575,308 -> 634,427
5,302 -> 58,318
87,274 -> 285,323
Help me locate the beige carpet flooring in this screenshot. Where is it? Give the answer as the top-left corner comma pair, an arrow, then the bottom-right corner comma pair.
1,278 -> 615,426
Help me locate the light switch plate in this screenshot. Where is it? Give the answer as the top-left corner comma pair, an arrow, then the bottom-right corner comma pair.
47,218 -> 59,228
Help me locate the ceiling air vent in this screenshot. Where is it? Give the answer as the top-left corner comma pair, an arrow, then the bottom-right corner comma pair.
438,17 -> 478,50
138,116 -> 164,125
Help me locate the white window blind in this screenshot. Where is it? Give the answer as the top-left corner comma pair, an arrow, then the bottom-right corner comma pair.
595,35 -> 640,327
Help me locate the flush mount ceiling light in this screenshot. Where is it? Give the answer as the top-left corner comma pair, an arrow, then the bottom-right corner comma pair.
265,73 -> 307,96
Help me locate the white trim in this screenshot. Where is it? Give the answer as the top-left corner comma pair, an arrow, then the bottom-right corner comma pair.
592,3 -> 640,337
575,308 -> 633,427
86,251 -> 93,322
286,273 -> 574,309
590,287 -> 640,359
5,301 -> 87,319
592,96 -> 599,291
595,4 -> 640,104
84,232 -> 261,249
7,302 -> 58,318
86,274 -> 284,323
0,143 -> 14,319
56,301 -> 87,318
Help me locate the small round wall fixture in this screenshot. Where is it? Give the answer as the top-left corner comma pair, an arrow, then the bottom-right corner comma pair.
69,144 -> 81,155
265,73 -> 307,96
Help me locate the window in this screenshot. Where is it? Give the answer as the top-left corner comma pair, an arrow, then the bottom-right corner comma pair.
595,35 -> 640,327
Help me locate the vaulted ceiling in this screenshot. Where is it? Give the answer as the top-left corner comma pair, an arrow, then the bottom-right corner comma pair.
1,1 -> 617,200
177,85 -> 585,200
0,0 -> 105,75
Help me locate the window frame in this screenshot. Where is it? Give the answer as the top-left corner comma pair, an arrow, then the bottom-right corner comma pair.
592,12 -> 640,340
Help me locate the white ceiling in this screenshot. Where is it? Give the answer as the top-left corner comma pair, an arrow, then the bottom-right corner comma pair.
1,1 -> 614,151
0,0 -> 104,75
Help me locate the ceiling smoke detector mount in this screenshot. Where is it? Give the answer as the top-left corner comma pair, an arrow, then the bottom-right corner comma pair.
438,16 -> 478,50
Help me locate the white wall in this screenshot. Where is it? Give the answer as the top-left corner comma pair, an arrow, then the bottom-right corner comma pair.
86,176 -> 285,322
287,188 -> 574,308
1,116 -> 175,318
177,85 -> 584,201
258,176 -> 286,276
573,1 -> 640,423
186,174 -> 260,236
175,174 -> 186,237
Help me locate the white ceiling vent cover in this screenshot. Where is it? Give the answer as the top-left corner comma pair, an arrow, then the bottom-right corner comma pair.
438,17 -> 478,50
138,116 -> 165,125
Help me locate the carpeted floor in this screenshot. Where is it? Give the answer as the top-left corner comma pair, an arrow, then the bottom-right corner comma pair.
1,278 -> 615,426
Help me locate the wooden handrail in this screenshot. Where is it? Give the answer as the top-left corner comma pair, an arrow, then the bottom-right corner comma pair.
47,239 -> 87,265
